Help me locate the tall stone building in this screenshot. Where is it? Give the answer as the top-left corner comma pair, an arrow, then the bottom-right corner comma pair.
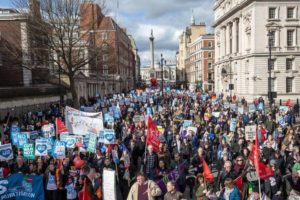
214,0 -> 300,102
177,21 -> 206,88
186,34 -> 215,91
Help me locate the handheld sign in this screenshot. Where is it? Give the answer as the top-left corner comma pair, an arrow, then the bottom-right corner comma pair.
245,125 -> 256,141
103,169 -> 117,200
23,143 -> 35,160
0,143 -> 13,161
53,140 -> 66,158
230,118 -> 237,132
87,133 -> 97,152
35,139 -> 48,156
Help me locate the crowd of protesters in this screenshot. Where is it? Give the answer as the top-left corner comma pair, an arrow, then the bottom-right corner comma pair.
0,88 -> 300,200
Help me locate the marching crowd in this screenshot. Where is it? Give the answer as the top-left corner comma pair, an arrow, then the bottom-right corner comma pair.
0,89 -> 300,200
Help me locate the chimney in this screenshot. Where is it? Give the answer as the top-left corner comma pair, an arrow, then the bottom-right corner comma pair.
29,0 -> 41,19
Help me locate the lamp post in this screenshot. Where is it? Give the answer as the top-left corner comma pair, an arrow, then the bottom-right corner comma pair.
160,53 -> 165,95
229,56 -> 233,101
267,31 -> 273,108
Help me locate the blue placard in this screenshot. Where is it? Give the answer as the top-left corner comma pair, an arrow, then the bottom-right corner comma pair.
230,118 -> 237,132
17,134 -> 28,149
10,125 -> 20,145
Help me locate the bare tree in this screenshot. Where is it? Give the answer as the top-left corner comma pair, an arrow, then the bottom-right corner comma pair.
10,0 -> 108,108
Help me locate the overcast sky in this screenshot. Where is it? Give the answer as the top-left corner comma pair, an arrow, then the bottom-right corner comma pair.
1,0 -> 214,66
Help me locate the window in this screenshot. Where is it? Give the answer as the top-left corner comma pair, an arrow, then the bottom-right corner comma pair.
208,52 -> 212,58
103,65 -> 108,75
101,32 -> 108,40
269,8 -> 276,19
286,58 -> 293,70
287,30 -> 294,47
269,31 -> 275,47
287,7 -> 295,19
269,59 -> 275,70
208,63 -> 212,69
102,43 -> 108,51
208,73 -> 212,80
286,78 -> 293,93
102,54 -> 108,62
208,42 -> 212,47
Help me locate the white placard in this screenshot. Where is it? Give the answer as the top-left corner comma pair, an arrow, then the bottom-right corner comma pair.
103,169 -> 116,200
245,125 -> 256,141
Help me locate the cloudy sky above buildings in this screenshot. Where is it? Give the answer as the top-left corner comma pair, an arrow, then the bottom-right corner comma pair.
1,0 -> 214,66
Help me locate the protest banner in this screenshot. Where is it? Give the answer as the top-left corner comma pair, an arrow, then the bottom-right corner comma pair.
52,140 -> 66,159
104,113 -> 114,124
0,143 -> 13,161
187,127 -> 198,135
61,135 -> 76,149
258,102 -> 264,111
65,106 -> 104,135
224,102 -> 229,109
10,125 -> 20,145
41,124 -> 55,138
279,106 -> 289,113
249,104 -> 256,113
238,107 -> 244,114
230,118 -> 237,132
230,104 -> 237,111
98,129 -> 116,144
35,139 -> 48,156
17,133 -> 28,149
103,169 -> 117,200
0,173 -> 45,199
133,115 -> 144,123
212,112 -> 220,118
245,125 -> 256,141
87,133 -> 98,152
23,143 -> 35,160
75,135 -> 83,147
183,120 -> 193,128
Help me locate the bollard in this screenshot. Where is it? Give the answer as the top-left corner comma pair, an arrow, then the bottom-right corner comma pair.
280,99 -> 282,106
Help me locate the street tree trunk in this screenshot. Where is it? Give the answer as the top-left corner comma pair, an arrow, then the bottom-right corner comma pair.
69,75 -> 79,109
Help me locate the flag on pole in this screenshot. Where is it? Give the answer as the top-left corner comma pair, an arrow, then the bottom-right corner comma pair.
56,118 -> 68,134
202,159 -> 214,183
233,176 -> 243,193
82,178 -> 91,200
249,134 -> 274,180
146,116 -> 160,153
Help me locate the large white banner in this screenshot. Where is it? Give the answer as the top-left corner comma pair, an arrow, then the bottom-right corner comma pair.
103,169 -> 116,200
65,106 -> 104,135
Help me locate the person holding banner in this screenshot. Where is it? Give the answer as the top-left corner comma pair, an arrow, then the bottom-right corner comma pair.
127,172 -> 162,200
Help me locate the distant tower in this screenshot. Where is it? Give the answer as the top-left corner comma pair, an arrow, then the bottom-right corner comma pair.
149,30 -> 155,70
191,9 -> 195,25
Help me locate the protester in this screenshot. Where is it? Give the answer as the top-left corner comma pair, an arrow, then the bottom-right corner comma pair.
127,172 -> 162,200
0,88 -> 299,200
164,181 -> 184,200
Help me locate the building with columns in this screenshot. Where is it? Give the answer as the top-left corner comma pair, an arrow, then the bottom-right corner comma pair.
214,0 -> 300,102
186,34 -> 215,92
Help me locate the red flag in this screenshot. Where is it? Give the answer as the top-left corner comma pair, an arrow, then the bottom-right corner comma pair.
146,116 -> 160,153
202,159 -> 214,183
286,99 -> 292,107
233,176 -> 243,193
248,134 -> 274,180
82,178 -> 91,200
56,118 -> 68,134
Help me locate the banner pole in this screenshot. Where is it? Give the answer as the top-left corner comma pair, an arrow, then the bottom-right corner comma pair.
258,178 -> 262,200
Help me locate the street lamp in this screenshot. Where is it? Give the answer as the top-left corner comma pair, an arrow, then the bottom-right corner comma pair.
160,53 -> 166,95
228,56 -> 233,101
267,30 -> 275,107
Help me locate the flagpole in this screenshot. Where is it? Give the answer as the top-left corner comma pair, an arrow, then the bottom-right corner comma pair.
258,178 -> 262,200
